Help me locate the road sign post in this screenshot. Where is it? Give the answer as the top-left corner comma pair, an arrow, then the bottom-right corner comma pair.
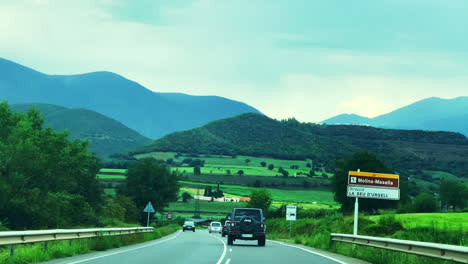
286,205 -> 297,237
348,170 -> 400,235
143,202 -> 155,227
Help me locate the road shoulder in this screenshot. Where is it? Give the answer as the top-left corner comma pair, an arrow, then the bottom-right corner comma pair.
268,239 -> 371,264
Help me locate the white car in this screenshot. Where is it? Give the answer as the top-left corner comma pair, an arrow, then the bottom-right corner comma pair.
209,221 -> 222,233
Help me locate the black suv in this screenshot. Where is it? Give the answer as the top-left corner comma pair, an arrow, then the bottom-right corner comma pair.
227,208 -> 266,246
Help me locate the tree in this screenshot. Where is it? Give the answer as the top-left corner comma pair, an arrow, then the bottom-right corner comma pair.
413,192 -> 437,213
440,179 -> 468,210
193,166 -> 201,175
237,170 -> 244,176
182,192 -> 192,203
260,161 -> 267,167
268,164 -> 274,170
245,158 -> 251,165
0,102 -> 101,229
226,169 -> 231,175
306,163 -> 312,168
332,152 -> 397,212
123,159 -> 179,218
116,195 -> 140,223
247,189 -> 272,213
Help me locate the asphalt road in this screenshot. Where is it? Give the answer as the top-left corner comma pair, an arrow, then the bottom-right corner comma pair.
41,230 -> 367,264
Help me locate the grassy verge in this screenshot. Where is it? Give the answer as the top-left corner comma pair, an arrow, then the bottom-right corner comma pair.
266,213 -> 466,264
180,181 -> 338,207
0,225 -> 179,264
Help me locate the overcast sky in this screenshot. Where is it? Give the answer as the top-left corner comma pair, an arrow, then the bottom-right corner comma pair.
2,0 -> 468,122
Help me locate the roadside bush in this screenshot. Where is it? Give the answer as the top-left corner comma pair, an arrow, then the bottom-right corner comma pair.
363,215 -> 404,236
413,192 -> 438,213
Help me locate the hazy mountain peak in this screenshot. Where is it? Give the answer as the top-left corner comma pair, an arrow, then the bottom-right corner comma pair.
0,58 -> 261,139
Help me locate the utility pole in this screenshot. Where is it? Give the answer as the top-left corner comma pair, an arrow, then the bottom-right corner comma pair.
194,187 -> 201,219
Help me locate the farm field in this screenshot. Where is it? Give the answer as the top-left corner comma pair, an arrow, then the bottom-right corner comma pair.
135,152 -> 331,177
180,181 -> 338,207
99,168 -> 127,174
368,212 -> 468,231
166,200 -> 242,213
97,174 -> 126,179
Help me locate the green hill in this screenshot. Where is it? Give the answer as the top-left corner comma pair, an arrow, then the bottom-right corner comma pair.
12,103 -> 151,157
137,113 -> 468,175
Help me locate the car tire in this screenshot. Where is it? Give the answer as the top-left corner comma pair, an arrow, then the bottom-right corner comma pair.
227,236 -> 234,245
183,230 -> 185,232
193,230 -> 195,232
258,237 -> 266,247
222,233 -> 225,237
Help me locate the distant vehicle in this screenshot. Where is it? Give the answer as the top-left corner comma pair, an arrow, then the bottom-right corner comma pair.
222,220 -> 231,237
227,208 -> 266,246
209,221 -> 222,233
182,221 -> 195,232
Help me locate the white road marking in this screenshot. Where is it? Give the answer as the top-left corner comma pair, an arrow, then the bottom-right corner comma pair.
229,248 -> 232,252
209,234 -> 227,264
268,240 -> 347,264
225,258 -> 231,264
62,231 -> 182,264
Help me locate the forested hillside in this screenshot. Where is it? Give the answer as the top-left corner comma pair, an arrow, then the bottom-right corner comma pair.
138,113 -> 468,175
11,103 -> 151,157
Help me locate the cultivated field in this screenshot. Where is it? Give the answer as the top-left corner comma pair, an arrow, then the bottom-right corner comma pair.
180,181 -> 338,207
368,212 -> 468,231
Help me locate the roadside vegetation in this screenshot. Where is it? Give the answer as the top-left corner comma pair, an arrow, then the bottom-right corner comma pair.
0,225 -> 179,264
267,213 -> 466,264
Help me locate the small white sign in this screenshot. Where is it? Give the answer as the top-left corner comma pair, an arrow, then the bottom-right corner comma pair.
286,205 -> 297,221
347,186 -> 400,200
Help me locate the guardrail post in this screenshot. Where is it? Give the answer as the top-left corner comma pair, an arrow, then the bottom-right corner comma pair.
10,245 -> 15,256
44,242 -> 48,251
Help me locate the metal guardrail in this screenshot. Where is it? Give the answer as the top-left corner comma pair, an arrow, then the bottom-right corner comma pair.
331,233 -> 468,263
0,227 -> 153,255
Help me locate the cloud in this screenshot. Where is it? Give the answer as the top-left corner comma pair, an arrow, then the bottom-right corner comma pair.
1,0 -> 468,124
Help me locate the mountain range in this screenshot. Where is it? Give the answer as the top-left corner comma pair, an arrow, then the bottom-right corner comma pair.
0,58 -> 260,139
323,97 -> 468,136
11,103 -> 151,157
137,113 -> 468,175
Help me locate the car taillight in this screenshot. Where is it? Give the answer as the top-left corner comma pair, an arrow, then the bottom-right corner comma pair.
231,222 -> 235,227
260,223 -> 264,228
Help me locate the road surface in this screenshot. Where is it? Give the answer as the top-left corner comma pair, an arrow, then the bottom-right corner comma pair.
41,230 -> 368,264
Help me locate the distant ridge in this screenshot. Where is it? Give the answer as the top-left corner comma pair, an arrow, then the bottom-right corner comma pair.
138,113 -> 468,174
0,58 -> 261,139
11,103 -> 151,157
323,97 -> 468,135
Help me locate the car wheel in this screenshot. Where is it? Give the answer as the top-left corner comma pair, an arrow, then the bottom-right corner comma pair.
222,233 -> 225,237
193,230 -> 195,232
183,230 -> 185,232
227,236 -> 234,245
258,237 -> 266,247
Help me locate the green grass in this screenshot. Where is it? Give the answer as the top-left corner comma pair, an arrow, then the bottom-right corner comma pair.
97,174 -> 126,179
99,168 -> 127,174
0,225 -> 179,264
103,188 -> 117,196
267,213 -> 466,264
137,152 -> 331,177
180,181 -> 338,207
166,200 -> 243,213
369,213 -> 468,231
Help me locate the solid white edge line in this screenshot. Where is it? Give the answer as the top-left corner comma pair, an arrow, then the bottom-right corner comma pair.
63,231 -> 182,264
225,258 -> 231,264
268,240 -> 347,264
209,234 -> 227,264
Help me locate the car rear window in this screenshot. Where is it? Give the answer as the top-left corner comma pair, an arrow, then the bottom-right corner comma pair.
233,209 -> 261,221
184,221 -> 194,226
211,222 -> 221,227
